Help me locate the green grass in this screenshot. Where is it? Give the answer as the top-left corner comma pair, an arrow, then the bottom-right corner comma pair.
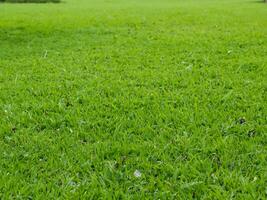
0,0 -> 267,199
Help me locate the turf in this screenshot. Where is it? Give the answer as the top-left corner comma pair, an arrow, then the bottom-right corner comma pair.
0,0 -> 267,199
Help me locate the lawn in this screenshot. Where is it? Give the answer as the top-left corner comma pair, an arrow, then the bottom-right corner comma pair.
0,0 -> 266,199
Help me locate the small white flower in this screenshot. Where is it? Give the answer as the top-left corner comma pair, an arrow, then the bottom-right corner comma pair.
134,170 -> 142,178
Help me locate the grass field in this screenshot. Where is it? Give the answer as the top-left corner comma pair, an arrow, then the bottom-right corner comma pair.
0,0 -> 267,199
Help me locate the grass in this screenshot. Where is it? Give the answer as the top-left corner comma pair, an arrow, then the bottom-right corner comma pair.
0,0 -> 266,199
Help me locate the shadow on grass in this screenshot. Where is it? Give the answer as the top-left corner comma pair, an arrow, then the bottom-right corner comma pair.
248,0 -> 267,3
0,0 -> 61,3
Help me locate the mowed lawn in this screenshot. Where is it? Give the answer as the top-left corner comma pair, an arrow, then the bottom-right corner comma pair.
0,0 -> 266,198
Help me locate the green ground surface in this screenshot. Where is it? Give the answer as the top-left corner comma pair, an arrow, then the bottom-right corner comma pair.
0,0 -> 267,199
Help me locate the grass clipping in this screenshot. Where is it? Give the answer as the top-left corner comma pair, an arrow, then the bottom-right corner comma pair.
0,0 -> 60,2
